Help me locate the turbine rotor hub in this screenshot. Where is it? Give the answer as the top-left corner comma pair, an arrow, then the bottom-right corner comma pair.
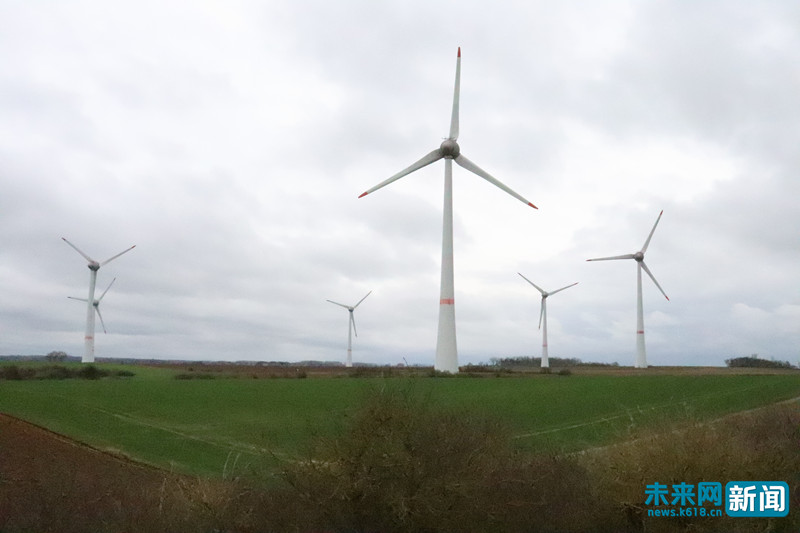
88,262 -> 100,271
634,252 -> 644,262
440,139 -> 460,158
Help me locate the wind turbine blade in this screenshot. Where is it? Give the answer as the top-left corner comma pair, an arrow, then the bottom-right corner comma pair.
351,312 -> 358,338
449,47 -> 461,141
586,254 -> 636,262
640,261 -> 669,301
454,154 -> 538,209
549,282 -> 579,296
354,290 -> 372,309
538,300 -> 545,330
326,300 -> 350,309
517,272 -> 546,296
359,149 -> 443,198
641,210 -> 664,253
62,237 -> 94,263
97,277 -> 116,301
100,245 -> 136,266
68,296 -> 88,302
95,307 -> 108,334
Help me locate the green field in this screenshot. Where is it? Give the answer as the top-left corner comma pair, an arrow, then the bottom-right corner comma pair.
1,363 -> 799,478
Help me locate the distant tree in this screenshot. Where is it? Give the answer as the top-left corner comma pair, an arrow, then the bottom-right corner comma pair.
46,350 -> 68,362
725,355 -> 793,369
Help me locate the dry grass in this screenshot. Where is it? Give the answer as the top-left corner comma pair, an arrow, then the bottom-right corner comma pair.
587,401 -> 800,532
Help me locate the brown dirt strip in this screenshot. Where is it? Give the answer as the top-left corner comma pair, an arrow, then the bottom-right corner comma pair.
0,413 -> 181,532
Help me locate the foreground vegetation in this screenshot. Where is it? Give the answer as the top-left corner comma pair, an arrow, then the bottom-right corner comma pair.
1,387 -> 798,532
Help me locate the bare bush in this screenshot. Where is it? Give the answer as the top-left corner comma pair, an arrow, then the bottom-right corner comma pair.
280,387 -> 607,532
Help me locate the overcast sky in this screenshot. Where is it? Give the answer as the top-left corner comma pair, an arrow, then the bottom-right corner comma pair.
1,0 -> 798,367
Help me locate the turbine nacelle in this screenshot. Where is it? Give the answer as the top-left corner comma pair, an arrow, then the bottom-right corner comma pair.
88,262 -> 100,271
439,139 -> 460,158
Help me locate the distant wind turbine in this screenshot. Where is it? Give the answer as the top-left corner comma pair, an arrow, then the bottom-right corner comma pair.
358,48 -> 537,373
518,273 -> 578,368
327,291 -> 371,368
63,238 -> 135,363
69,277 -> 116,335
587,211 -> 669,368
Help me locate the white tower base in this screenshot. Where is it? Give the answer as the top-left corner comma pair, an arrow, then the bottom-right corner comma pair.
435,160 -> 458,374
635,263 -> 647,368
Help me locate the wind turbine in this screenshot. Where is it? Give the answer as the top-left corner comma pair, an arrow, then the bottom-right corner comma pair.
63,238 -> 135,363
587,211 -> 669,368
69,277 -> 116,335
327,291 -> 371,368
358,48 -> 537,373
518,273 -> 578,369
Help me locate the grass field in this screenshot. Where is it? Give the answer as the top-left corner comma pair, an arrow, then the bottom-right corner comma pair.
1,362 -> 799,478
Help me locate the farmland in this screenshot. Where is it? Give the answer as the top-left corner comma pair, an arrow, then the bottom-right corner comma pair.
1,362 -> 798,478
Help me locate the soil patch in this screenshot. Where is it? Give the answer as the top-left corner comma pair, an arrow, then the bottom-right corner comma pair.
0,413 -> 181,532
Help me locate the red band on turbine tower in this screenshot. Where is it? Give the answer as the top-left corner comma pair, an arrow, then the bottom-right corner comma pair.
636,330 -> 644,334
440,298 -> 454,305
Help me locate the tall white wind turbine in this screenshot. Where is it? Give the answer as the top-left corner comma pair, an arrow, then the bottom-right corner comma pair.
327,291 -> 371,368
68,277 -> 116,335
63,238 -> 135,363
518,273 -> 578,368
358,48 -> 537,373
587,211 -> 669,368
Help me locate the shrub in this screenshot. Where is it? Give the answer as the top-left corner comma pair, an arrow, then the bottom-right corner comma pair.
77,365 -> 103,380
426,369 -> 456,378
1,364 -> 135,381
39,365 -> 72,380
174,372 -> 217,380
280,387 -> 605,532
348,366 -> 396,378
1,365 -> 24,380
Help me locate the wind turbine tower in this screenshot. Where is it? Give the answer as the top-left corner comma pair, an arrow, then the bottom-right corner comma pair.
587,211 -> 669,368
518,273 -> 577,368
358,48 -> 537,373
63,238 -> 135,363
327,291 -> 371,367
